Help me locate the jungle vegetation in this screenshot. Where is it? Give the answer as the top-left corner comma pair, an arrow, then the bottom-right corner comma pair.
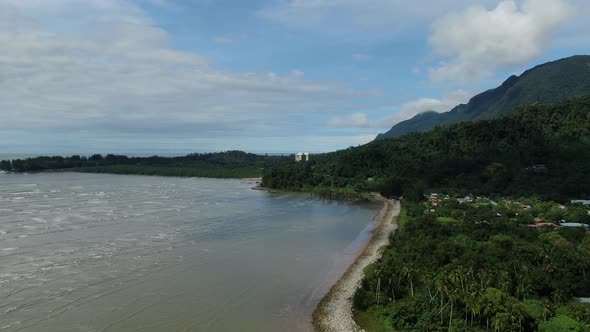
0,151 -> 286,179
353,199 -> 590,332
263,94 -> 590,201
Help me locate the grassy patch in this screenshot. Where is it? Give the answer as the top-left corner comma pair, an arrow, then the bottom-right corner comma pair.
354,308 -> 395,332
398,208 -> 411,229
436,216 -> 458,224
363,263 -> 377,276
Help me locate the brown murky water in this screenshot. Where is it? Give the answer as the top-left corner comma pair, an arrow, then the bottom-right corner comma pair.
0,173 -> 380,332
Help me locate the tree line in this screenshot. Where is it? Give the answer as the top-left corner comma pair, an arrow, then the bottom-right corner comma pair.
0,151 -> 287,179
262,94 -> 590,201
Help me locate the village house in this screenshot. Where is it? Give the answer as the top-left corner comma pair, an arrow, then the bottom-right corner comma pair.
521,204 -> 532,210
529,217 -> 559,229
458,195 -> 474,204
560,222 -> 589,230
424,193 -> 445,206
528,222 -> 559,229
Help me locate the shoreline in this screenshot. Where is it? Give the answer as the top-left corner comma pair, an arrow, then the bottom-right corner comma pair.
312,195 -> 400,332
240,177 -> 263,181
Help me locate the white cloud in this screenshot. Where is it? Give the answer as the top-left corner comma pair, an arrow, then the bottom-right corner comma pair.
259,0 -> 584,82
291,69 -> 305,77
374,90 -> 473,128
429,0 -> 573,82
1,0 -> 152,25
0,0 -> 372,150
258,0 -> 496,35
328,90 -> 473,129
406,91 -> 471,113
327,113 -> 369,128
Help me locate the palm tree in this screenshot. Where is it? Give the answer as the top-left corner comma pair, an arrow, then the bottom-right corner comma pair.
491,313 -> 507,332
542,301 -> 552,321
388,277 -> 396,302
420,271 -> 436,304
446,269 -> 464,331
449,267 -> 466,294
481,297 -> 494,331
515,270 -> 532,301
496,270 -> 511,294
511,303 -> 526,332
540,247 -> 556,274
435,275 -> 449,325
465,294 -> 481,326
401,263 -> 418,299
573,248 -> 590,281
376,277 -> 381,305
478,270 -> 493,290
552,289 -> 565,304
448,299 -> 454,332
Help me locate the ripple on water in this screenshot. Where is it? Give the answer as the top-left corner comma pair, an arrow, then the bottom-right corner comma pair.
0,173 -> 381,332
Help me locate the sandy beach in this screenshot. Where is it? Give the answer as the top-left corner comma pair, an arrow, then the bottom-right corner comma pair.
313,195 -> 400,332
240,177 -> 263,182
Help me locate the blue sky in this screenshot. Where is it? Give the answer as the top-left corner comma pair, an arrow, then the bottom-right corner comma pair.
0,0 -> 588,154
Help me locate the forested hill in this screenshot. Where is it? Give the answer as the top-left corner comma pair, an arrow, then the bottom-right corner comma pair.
263,94 -> 590,201
376,55 -> 590,140
0,151 -> 286,179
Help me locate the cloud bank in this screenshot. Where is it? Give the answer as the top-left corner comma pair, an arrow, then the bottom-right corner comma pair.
258,0 -> 497,35
327,113 -> 370,128
0,0 -> 373,152
429,0 -> 573,82
327,90 -> 472,129
0,0 -> 586,152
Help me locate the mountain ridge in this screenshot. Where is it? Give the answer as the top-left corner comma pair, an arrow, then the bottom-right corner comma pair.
376,55 -> 590,140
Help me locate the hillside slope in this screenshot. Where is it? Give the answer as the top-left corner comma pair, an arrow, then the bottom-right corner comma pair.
264,94 -> 590,200
377,55 -> 590,140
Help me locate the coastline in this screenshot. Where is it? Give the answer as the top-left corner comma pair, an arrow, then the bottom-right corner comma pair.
240,177 -> 263,181
312,195 -> 400,332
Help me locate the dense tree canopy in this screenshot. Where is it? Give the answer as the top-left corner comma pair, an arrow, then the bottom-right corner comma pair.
0,151 -> 287,179
264,94 -> 590,201
354,200 -> 590,332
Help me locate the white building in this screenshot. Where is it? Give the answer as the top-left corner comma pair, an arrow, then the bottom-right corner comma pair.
295,152 -> 310,162
560,222 -> 589,229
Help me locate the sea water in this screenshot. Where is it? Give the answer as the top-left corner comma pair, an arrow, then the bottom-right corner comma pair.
0,172 -> 380,331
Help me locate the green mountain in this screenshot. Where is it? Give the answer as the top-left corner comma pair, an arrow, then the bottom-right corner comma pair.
264,94 -> 590,200
376,55 -> 590,140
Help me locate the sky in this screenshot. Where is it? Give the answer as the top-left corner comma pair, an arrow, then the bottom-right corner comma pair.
0,0 -> 588,154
